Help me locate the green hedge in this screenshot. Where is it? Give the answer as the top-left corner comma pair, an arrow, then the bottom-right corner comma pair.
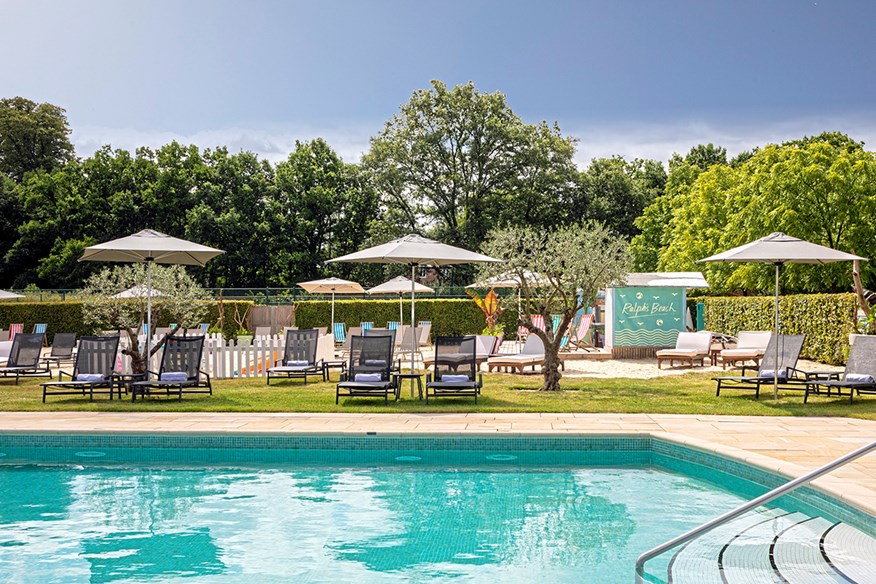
703,293 -> 857,365
294,298 -> 515,337
0,300 -> 254,343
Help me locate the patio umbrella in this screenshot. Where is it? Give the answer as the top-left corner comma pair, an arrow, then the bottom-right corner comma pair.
327,234 -> 502,373
112,285 -> 165,299
81,229 -> 224,359
0,290 -> 24,300
367,276 -> 434,325
698,232 -> 865,398
297,277 -> 365,334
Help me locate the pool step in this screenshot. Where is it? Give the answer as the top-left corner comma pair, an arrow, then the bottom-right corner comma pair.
666,509 -> 876,583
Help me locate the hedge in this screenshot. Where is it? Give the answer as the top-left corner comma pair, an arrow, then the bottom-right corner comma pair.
294,298 -> 514,338
703,293 -> 857,365
0,300 -> 254,343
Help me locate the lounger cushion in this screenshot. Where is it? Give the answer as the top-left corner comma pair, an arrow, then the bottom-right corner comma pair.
286,360 -> 310,367
355,373 -> 382,382
759,369 -> 787,380
364,359 -> 387,367
845,373 -> 875,383
441,374 -> 470,383
160,371 -> 189,382
76,373 -> 105,382
655,349 -> 705,358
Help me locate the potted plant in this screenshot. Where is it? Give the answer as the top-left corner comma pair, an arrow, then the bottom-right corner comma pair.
468,288 -> 506,341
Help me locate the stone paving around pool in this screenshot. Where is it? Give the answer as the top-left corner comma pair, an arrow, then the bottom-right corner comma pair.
0,411 -> 873,517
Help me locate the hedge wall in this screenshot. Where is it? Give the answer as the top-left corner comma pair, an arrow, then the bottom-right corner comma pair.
703,293 -> 857,365
294,298 -> 513,338
0,300 -> 254,343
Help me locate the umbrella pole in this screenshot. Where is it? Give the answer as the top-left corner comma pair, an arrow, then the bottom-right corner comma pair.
774,263 -> 780,400
399,293 -> 403,326
411,264 -> 417,376
331,291 -> 335,339
146,260 -> 152,378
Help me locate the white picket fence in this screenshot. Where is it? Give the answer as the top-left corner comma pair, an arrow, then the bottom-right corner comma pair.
115,333 -> 335,380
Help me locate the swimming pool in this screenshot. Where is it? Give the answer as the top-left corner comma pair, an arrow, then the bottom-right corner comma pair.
0,434 -> 873,583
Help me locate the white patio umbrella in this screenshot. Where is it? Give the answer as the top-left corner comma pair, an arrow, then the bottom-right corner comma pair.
297,277 -> 365,334
0,290 -> 24,300
112,285 -> 165,299
81,229 -> 224,360
367,276 -> 434,325
698,232 -> 865,398
328,234 -> 502,373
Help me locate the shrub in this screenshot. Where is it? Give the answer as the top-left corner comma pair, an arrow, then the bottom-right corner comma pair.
704,293 -> 856,365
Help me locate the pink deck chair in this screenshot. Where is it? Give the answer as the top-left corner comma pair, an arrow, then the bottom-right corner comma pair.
8,323 -> 23,342
568,313 -> 596,351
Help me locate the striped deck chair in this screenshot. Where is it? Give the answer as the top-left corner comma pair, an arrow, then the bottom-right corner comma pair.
33,323 -> 48,346
199,323 -> 209,335
360,321 -> 373,332
333,322 -> 347,345
531,315 -> 545,333
387,321 -> 400,331
568,313 -> 596,351
8,324 -> 23,342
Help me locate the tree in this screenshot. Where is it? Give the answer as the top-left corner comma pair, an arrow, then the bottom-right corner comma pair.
363,80 -> 578,254
81,264 -> 208,374
0,97 -> 74,181
479,222 -> 628,391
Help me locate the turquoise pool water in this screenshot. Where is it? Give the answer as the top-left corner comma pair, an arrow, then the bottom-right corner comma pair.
0,436 -> 865,583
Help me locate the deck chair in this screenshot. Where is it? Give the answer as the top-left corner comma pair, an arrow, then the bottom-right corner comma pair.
267,329 -> 324,385
42,333 -> 77,367
805,336 -> 876,404
567,313 -> 596,351
387,321 -> 400,331
397,326 -> 423,365
8,323 -> 22,342
656,332 -> 713,369
33,323 -> 48,345
338,326 -> 361,356
41,336 -> 119,402
336,335 -> 397,403
426,336 -> 482,404
333,323 -> 347,345
714,334 -> 806,398
0,333 -> 51,384
131,335 -> 211,400
360,321 -> 373,332
720,331 -> 772,369
418,322 -> 432,348
254,326 -> 273,338
419,320 -> 431,326
199,323 -> 209,335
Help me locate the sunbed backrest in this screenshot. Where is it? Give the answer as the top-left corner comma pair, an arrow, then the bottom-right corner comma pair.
74,336 -> 119,378
845,336 -> 876,379
254,326 -> 272,338
50,333 -> 77,358
7,333 -> 43,367
433,336 -> 476,382
364,328 -> 397,357
348,335 -> 392,381
736,331 -> 771,351
521,334 -> 545,355
475,335 -> 498,357
758,334 -> 805,374
675,332 -> 711,351
160,335 -> 205,380
282,329 -> 318,365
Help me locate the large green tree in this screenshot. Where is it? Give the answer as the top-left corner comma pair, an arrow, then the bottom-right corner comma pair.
363,81 -> 578,253
0,97 -> 74,181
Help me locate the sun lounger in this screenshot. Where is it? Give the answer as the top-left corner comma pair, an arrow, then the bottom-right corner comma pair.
714,334 -> 806,398
487,334 -> 564,373
42,332 -> 77,368
804,336 -> 876,404
267,329 -> 324,385
720,331 -> 772,368
41,336 -> 119,402
336,335 -> 397,403
0,333 -> 51,384
131,335 -> 212,400
656,332 -> 713,369
426,336 -> 482,403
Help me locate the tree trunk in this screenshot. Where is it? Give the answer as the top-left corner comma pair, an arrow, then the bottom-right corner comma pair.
122,327 -> 147,375
540,346 -> 562,391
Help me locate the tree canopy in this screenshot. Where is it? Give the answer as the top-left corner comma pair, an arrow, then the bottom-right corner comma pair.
0,97 -> 74,181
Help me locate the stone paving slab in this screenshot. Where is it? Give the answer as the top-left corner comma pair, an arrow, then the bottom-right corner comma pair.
0,411 -> 873,515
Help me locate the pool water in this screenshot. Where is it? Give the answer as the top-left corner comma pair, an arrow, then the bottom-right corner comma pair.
2,459 -> 754,583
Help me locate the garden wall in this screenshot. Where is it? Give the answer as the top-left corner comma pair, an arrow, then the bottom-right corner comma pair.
703,293 -> 857,365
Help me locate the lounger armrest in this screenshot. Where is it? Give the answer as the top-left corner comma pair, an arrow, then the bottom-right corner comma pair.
426,373 -> 433,383
199,370 -> 211,382
787,367 -> 808,380
739,365 -> 759,377
478,372 -> 483,387
339,372 -> 348,382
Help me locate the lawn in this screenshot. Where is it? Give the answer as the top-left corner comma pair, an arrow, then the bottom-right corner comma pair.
1,372 -> 875,420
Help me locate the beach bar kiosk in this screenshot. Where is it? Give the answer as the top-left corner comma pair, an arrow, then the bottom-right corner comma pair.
604,272 -> 709,359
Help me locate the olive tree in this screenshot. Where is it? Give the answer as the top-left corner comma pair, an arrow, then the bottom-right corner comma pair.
81,264 -> 208,374
479,221 -> 628,391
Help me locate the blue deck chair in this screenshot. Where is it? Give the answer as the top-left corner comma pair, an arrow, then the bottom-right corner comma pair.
360,321 -> 373,332
333,322 -> 347,344
387,321 -> 400,331
199,323 -> 209,335
33,323 -> 47,335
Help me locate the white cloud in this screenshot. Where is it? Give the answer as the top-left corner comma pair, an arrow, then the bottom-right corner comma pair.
72,115 -> 876,171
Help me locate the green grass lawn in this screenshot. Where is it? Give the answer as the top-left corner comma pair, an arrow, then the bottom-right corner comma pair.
1,372 -> 875,420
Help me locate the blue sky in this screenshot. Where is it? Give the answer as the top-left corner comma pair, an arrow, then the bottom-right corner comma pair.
2,0 -> 875,165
